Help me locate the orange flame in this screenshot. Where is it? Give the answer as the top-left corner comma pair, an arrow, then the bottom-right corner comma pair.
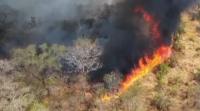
102,7 -> 172,102
120,7 -> 171,92
135,7 -> 161,41
120,45 -> 171,92
102,46 -> 171,101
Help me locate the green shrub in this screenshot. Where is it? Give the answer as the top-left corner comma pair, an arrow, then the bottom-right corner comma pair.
28,101 -> 49,111
156,64 -> 170,84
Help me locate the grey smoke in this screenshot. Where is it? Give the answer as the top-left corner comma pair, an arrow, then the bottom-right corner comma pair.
0,0 -> 122,57
1,0 -> 113,21
0,0 -> 121,41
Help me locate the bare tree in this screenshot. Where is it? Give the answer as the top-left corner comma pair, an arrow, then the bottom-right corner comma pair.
61,38 -> 103,74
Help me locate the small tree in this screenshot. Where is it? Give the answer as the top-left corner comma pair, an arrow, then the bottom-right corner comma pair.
62,37 -> 102,74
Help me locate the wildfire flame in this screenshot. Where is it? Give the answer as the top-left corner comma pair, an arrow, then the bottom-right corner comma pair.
102,7 -> 172,102
134,7 -> 161,41
120,45 -> 171,92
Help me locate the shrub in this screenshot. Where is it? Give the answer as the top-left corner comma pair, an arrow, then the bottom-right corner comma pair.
0,74 -> 36,111
173,22 -> 185,52
156,64 -> 170,84
28,101 -> 49,111
152,93 -> 171,111
103,71 -> 122,91
191,4 -> 200,21
121,81 -> 146,111
194,69 -> 200,83
168,55 -> 178,68
187,85 -> 200,110
168,76 -> 182,96
176,22 -> 186,35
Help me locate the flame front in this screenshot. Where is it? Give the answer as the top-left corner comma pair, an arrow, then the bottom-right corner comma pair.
120,45 -> 171,92
102,7 -> 172,102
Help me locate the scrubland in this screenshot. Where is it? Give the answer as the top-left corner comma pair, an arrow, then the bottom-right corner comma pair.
0,6 -> 200,111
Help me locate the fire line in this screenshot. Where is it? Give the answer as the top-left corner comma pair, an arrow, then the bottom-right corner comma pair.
102,6 -> 172,102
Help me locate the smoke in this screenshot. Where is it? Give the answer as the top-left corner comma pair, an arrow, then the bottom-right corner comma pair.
89,0 -> 197,82
0,0 -> 119,57
1,0 -> 112,21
